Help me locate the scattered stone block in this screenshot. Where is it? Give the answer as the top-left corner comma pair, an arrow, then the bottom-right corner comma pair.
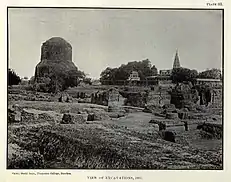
149,119 -> 158,124
123,106 -> 144,113
162,104 -> 176,110
12,104 -> 21,111
149,120 -> 166,131
86,112 -> 110,121
183,121 -> 189,131
21,109 -> 39,122
178,112 -> 189,119
38,113 -> 55,122
154,112 -> 166,118
159,130 -> 176,143
8,108 -> 21,123
165,113 -> 178,119
61,113 -> 86,124
87,114 -> 95,121
61,113 -> 72,124
143,107 -> 152,113
59,93 -> 72,103
108,112 -> 126,118
94,112 -> 111,120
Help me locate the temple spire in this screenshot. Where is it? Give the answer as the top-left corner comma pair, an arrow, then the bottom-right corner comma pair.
173,49 -> 181,69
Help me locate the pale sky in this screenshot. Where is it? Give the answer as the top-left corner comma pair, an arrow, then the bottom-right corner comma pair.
8,8 -> 223,79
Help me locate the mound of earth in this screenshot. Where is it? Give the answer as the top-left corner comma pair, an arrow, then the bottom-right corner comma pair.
34,37 -> 79,92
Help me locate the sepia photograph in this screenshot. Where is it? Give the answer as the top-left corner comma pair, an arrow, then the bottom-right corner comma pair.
7,8 -> 223,170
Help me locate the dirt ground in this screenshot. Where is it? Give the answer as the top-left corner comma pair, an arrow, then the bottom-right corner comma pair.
7,87 -> 223,169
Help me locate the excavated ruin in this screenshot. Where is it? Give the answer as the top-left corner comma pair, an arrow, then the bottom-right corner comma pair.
34,37 -> 79,92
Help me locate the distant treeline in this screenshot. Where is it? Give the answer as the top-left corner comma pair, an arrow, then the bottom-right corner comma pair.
8,59 -> 222,87
99,59 -> 222,85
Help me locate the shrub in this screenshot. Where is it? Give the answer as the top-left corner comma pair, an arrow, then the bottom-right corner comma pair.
33,83 -> 50,93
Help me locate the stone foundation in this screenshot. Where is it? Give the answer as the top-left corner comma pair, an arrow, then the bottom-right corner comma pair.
61,113 -> 87,124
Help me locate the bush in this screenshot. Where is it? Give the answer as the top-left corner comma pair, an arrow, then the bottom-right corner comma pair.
33,69 -> 85,93
33,83 -> 50,92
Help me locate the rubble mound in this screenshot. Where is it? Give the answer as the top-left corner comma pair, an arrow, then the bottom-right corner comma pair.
34,37 -> 79,92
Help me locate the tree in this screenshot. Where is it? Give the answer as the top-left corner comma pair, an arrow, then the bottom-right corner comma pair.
99,59 -> 158,85
8,69 -> 21,86
83,77 -> 92,85
52,69 -> 85,92
34,69 -> 87,93
65,70 -> 85,88
171,67 -> 198,84
151,65 -> 158,76
100,67 -> 118,85
198,68 -> 221,79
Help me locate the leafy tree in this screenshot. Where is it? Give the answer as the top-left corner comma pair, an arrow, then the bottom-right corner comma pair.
34,69 -> 86,93
100,67 -> 118,85
100,59 -> 158,85
8,69 -> 21,86
198,68 -> 221,79
171,67 -> 198,84
65,70 -> 85,88
51,69 -> 85,92
83,77 -> 92,85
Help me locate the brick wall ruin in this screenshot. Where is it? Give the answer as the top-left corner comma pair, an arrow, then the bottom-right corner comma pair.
91,91 -> 108,106
170,83 -> 199,109
147,91 -> 171,107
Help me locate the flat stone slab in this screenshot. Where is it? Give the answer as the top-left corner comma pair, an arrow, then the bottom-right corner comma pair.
61,113 -> 88,124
